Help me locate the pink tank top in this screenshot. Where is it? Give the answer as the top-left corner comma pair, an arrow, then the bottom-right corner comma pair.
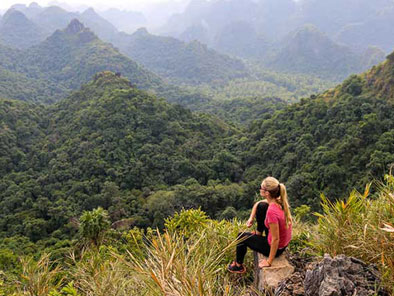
264,203 -> 292,248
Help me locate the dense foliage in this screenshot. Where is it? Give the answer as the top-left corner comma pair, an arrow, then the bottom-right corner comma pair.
243,72 -> 394,209
0,72 -> 244,245
1,53 -> 394,250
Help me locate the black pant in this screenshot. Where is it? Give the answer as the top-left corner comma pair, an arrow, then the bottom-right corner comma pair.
236,202 -> 285,264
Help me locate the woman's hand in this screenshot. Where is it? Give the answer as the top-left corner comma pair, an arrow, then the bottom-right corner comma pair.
259,258 -> 272,268
246,217 -> 254,227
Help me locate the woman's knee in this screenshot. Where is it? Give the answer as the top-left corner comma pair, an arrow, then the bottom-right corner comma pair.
237,232 -> 248,238
237,232 -> 252,240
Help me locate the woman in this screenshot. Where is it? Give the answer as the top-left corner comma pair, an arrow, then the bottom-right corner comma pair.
228,176 -> 292,273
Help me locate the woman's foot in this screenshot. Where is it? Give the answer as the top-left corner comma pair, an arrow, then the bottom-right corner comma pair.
227,261 -> 246,274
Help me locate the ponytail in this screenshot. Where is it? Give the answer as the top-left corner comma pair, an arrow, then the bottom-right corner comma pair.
278,183 -> 292,228
262,176 -> 293,228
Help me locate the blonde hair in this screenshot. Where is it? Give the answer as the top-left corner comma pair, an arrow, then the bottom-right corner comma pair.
262,176 -> 293,227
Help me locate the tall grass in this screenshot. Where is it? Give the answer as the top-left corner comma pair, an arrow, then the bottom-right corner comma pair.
312,175 -> 394,293
3,209 -> 263,295
68,251 -> 138,296
16,253 -> 63,296
118,210 -> 257,296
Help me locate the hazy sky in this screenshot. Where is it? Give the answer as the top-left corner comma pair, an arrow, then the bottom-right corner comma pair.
0,0 -> 187,11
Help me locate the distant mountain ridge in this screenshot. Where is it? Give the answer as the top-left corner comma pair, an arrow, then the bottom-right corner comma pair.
266,25 -> 362,79
116,27 -> 249,85
1,3 -> 248,87
0,8 -> 45,49
0,19 -> 164,103
161,0 -> 394,54
159,0 -> 391,76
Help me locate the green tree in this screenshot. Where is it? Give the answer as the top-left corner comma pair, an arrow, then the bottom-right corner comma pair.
78,207 -> 110,246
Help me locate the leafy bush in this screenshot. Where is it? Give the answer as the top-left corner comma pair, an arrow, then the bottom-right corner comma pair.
164,208 -> 209,238
78,208 -> 110,247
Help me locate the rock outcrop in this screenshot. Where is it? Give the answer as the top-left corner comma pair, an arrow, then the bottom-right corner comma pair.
254,252 -> 295,291
275,254 -> 388,296
304,254 -> 384,296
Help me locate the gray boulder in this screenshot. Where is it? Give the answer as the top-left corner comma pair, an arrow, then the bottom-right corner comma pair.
275,253 -> 387,296
304,254 -> 384,296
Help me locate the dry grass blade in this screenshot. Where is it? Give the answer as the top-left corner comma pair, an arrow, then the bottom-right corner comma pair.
17,253 -> 63,296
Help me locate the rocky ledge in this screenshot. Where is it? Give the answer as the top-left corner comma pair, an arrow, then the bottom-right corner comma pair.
275,253 -> 388,296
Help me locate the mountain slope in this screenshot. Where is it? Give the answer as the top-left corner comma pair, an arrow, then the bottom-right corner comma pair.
267,25 -> 362,79
244,53 -> 394,208
0,43 -> 66,102
22,19 -> 163,90
77,7 -> 119,42
32,5 -> 76,35
0,19 -> 164,103
360,51 -> 394,102
117,28 -> 249,85
0,9 -> 45,49
293,0 -> 392,36
0,72 -> 239,240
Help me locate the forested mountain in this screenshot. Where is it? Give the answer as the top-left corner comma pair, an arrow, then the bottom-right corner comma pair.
365,51 -> 394,101
0,19 -> 164,103
117,27 -> 249,85
161,0 -> 259,44
162,0 -> 393,50
2,4 -> 119,47
0,43 -> 67,102
242,53 -> 394,209
0,8 -> 44,49
21,19 -> 161,90
1,3 -> 251,88
76,7 -> 119,42
9,2 -> 44,19
267,25 -> 361,79
1,51 -> 394,244
2,0 -> 390,81
0,71 -> 239,241
160,0 -> 391,72
29,5 -> 119,43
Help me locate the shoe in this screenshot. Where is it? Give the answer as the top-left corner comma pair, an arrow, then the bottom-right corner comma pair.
227,261 -> 246,274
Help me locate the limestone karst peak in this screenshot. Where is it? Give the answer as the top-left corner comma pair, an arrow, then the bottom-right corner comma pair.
65,19 -> 85,34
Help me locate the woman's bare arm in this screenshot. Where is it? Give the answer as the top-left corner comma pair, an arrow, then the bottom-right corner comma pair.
246,200 -> 267,230
259,222 -> 279,267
